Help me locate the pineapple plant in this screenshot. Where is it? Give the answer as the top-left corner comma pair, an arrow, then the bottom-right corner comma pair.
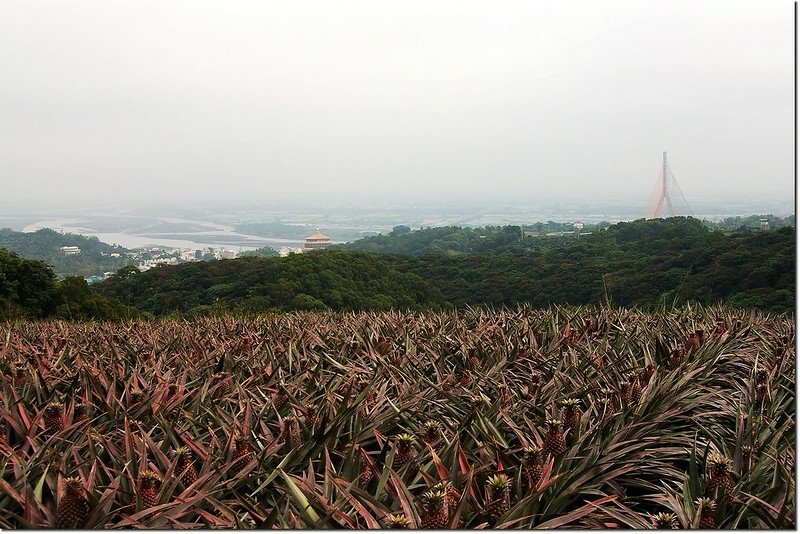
419,489 -> 449,529
685,332 -> 700,353
43,401 -> 64,435
138,470 -> 160,509
522,445 -> 543,490
598,387 -> 616,422
651,511 -> 678,529
560,398 -> 581,441
392,433 -> 416,469
640,363 -> 656,384
755,368 -> 768,385
695,497 -> 717,529
755,383 -> 767,405
624,372 -> 642,405
485,474 -> 511,519
386,513 -> 410,529
542,419 -> 566,458
56,477 -> 89,528
420,420 -> 442,444
706,453 -> 735,501
231,435 -> 251,473
272,384 -> 288,410
173,446 -> 198,487
212,372 -> 232,398
527,371 -> 543,397
741,445 -> 753,471
618,382 -> 632,409
0,302 -> 794,529
73,400 -> 89,423
667,349 -> 683,370
432,480 -> 460,511
285,415 -> 302,447
129,388 -> 144,406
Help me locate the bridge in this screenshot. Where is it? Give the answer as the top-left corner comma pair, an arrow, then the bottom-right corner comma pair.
646,152 -> 692,218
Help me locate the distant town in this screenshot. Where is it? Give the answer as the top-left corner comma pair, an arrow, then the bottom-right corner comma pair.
79,228 -> 333,283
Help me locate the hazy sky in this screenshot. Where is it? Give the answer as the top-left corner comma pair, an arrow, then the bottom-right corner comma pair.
0,0 -> 794,210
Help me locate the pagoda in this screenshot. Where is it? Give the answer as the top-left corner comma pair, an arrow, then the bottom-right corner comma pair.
303,228 -> 331,252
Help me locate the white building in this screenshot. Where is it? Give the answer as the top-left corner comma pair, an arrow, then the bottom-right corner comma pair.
279,246 -> 303,257
60,246 -> 81,255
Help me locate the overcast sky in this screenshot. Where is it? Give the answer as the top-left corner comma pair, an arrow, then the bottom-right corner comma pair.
0,0 -> 794,210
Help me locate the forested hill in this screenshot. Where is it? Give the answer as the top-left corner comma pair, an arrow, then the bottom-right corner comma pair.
335,215 -> 794,255
97,251 -> 446,316
334,223 -> 588,254
95,218 -> 796,316
0,228 -> 131,276
388,219 -> 794,313
0,248 -> 139,320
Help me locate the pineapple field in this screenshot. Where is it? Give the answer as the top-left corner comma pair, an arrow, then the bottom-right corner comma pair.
0,304 -> 794,528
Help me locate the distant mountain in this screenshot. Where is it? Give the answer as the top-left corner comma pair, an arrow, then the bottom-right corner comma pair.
0,228 -> 133,277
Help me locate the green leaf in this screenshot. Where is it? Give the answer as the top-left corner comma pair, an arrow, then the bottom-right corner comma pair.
280,470 -> 320,525
33,466 -> 49,504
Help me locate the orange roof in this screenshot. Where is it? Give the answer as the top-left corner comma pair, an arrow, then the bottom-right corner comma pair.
306,228 -> 330,240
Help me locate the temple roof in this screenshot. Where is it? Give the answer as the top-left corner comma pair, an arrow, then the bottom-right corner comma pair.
306,228 -> 330,240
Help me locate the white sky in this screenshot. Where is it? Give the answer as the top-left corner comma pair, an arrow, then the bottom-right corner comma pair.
0,0 -> 794,209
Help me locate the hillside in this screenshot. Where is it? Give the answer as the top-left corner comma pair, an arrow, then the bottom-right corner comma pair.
97,218 -> 795,316
388,218 -> 794,313
0,247 -> 139,320
334,222 -> 600,254
0,228 -> 132,277
335,215 -> 794,255
97,251 -> 445,316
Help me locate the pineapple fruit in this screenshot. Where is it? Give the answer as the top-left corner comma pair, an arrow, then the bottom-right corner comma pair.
560,398 -> 581,441
706,453 -> 735,501
212,373 -> 232,398
522,446 -> 543,490
138,470 -> 160,509
598,387 -> 616,422
73,400 -> 89,423
285,415 -> 302,447
272,384 -> 288,410
485,474 -> 511,519
542,419 -> 566,458
420,489 -> 448,529
43,401 -> 64,435
386,513 -> 410,529
420,420 -> 442,445
652,511 -> 677,529
392,434 -> 416,469
173,446 -> 198,487
56,477 -> 89,528
695,497 -> 717,529
628,374 -> 642,405
231,435 -> 251,473
129,388 -> 144,406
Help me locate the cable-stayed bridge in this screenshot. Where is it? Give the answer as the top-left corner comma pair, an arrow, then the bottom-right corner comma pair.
646,152 -> 692,218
